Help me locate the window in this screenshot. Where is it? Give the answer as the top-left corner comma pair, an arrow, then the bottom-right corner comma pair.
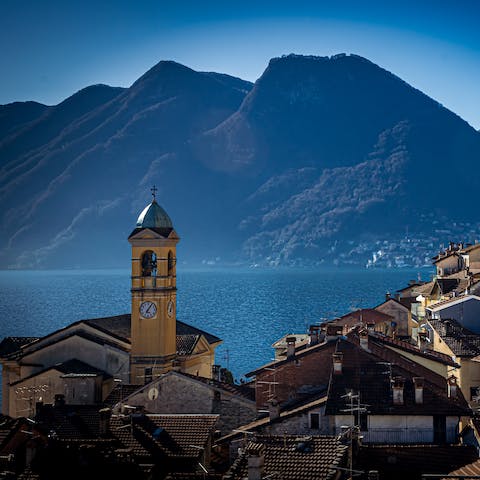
310,413 -> 320,429
144,367 -> 153,384
168,250 -> 174,276
359,412 -> 368,431
470,386 -> 480,401
141,251 -> 157,277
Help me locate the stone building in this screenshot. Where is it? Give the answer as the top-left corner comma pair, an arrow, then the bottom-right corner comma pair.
109,370 -> 257,435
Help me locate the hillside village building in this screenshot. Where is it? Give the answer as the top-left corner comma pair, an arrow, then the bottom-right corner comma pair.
0,191 -> 222,417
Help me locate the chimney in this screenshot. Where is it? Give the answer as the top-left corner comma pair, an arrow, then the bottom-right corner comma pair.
359,329 -> 369,351
309,326 -> 320,346
392,377 -> 405,405
418,330 -> 431,352
326,324 -> 343,342
385,292 -> 391,301
268,398 -> 280,421
448,376 -> 458,398
332,352 -> 343,375
286,336 -> 296,359
413,377 -> 424,404
318,323 -> 326,343
99,407 -> 112,436
54,394 -> 65,408
247,443 -> 265,480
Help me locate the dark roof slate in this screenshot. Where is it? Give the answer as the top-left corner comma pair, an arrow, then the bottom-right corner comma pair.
325,339 -> 470,416
371,332 -> 458,366
429,318 -> 480,357
0,337 -> 39,358
110,414 -> 218,460
87,314 -> 222,348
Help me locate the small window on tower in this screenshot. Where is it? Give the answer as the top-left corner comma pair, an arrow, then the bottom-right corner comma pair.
144,367 -> 153,384
310,413 -> 320,429
142,251 -> 157,277
168,250 -> 174,276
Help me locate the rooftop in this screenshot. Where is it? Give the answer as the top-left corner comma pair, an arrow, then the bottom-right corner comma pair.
429,318 -> 480,357
224,435 -> 348,480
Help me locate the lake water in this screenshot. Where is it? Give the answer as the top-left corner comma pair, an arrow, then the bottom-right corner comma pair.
0,268 -> 430,381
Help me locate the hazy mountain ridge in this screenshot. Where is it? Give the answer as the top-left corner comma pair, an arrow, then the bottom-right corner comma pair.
1,54 -> 479,269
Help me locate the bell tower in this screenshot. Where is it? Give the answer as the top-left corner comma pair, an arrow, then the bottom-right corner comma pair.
128,186 -> 179,384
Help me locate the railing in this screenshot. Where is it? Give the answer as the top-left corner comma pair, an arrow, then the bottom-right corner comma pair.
336,427 -> 457,444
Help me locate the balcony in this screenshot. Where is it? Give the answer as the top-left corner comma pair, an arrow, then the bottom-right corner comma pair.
337,427 -> 457,444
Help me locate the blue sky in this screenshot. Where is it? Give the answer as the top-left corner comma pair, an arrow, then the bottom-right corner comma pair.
1,0 -> 479,128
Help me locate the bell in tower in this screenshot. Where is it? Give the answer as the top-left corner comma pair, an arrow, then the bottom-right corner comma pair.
128,186 -> 180,384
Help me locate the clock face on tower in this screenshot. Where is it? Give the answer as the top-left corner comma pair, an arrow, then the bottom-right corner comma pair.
140,301 -> 157,319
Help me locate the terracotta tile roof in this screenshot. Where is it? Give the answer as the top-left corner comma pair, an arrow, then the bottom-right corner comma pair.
176,334 -> 200,355
446,459 -> 480,478
325,339 -> 470,416
104,384 -> 142,408
224,435 -> 348,480
334,309 -> 394,327
357,444 -> 478,480
429,318 -> 480,357
176,320 -> 222,345
371,332 -> 458,366
35,404 -> 103,439
246,340 -> 336,377
110,414 -> 218,460
0,416 -> 21,450
0,337 -> 39,359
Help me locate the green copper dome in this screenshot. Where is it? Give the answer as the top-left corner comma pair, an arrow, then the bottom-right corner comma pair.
136,200 -> 173,229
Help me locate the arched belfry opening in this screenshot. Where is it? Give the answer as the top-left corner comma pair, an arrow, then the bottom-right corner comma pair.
141,250 -> 157,277
167,250 -> 175,277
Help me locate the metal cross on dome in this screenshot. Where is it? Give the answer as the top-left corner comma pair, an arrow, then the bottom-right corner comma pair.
151,185 -> 158,200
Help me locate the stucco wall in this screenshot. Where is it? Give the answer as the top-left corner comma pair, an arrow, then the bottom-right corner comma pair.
433,299 -> 480,334
376,301 -> 409,337
21,335 -> 129,383
8,369 -> 103,417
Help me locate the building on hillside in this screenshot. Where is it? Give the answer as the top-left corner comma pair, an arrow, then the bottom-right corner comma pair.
0,189 -> 222,418
433,242 -> 480,278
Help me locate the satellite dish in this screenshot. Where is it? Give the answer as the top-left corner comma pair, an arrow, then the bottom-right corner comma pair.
148,387 -> 159,400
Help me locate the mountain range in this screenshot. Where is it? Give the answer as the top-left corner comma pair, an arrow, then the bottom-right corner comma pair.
1,53 -> 479,269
